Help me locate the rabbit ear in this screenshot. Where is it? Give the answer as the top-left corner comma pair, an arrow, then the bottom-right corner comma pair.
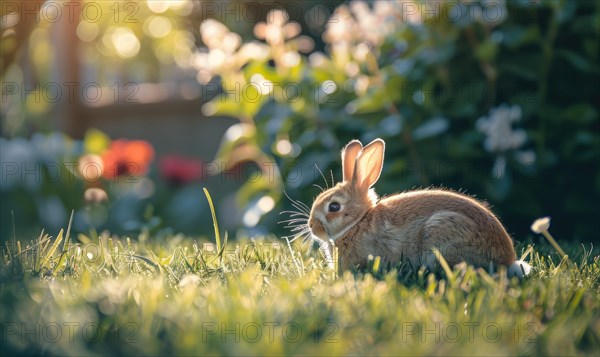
342,140 -> 363,182
353,138 -> 385,192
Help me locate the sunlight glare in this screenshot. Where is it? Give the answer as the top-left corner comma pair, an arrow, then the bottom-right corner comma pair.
145,16 -> 172,39
257,196 -> 275,213
147,1 -> 170,14
112,27 -> 140,58
76,21 -> 100,42
276,139 -> 293,156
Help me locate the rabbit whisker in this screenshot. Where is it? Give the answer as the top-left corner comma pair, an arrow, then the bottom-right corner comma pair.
279,209 -> 308,216
288,226 -> 311,237
312,184 -> 325,192
293,199 -> 311,213
284,223 -> 309,229
314,163 -> 329,190
284,231 -> 304,242
278,218 -> 308,224
284,191 -> 311,212
290,225 -> 310,232
290,203 -> 310,215
279,211 -> 309,218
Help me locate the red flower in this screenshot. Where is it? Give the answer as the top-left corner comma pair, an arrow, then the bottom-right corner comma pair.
101,139 -> 154,179
159,154 -> 203,185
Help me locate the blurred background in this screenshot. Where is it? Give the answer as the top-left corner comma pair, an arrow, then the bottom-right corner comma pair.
0,0 -> 598,244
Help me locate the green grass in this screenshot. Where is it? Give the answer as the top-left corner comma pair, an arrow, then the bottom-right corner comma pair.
1,222 -> 599,356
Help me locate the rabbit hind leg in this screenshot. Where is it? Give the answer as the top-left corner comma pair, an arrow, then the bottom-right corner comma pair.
420,211 -> 489,268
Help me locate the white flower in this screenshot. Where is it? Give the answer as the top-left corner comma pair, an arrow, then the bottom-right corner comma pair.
199,19 -> 230,49
84,187 -> 108,204
254,10 -> 301,46
531,217 -> 551,234
476,104 -> 526,153
324,6 -> 355,44
238,42 -> 269,62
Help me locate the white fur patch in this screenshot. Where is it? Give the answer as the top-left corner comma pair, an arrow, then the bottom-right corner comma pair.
311,234 -> 335,269
507,260 -> 531,278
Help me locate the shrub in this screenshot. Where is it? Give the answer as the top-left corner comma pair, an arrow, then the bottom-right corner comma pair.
194,0 -> 599,241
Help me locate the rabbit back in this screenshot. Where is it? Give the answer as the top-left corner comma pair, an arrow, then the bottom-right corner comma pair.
336,189 -> 516,270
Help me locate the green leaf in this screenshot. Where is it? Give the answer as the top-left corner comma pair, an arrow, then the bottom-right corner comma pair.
203,99 -> 246,117
502,51 -> 543,78
345,90 -> 388,114
558,49 -> 597,73
412,118 -> 449,140
501,25 -> 540,48
236,172 -> 281,208
561,104 -> 598,124
475,39 -> 498,62
378,114 -> 403,136
212,123 -> 258,165
554,0 -> 577,24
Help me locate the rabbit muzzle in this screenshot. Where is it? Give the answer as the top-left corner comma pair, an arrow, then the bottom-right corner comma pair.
308,217 -> 326,239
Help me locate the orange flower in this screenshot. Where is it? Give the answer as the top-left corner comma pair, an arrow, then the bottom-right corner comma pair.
101,139 -> 154,179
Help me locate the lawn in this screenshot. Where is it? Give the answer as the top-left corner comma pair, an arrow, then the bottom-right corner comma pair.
1,207 -> 598,356
2,1 -> 599,356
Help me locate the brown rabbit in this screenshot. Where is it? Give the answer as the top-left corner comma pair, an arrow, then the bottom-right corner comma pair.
307,138 -> 530,277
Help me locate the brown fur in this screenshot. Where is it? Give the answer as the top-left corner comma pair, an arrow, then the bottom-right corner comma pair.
308,139 -> 517,271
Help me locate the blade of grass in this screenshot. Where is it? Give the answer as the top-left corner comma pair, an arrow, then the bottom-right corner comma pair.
195,249 -> 210,273
553,255 -> 571,274
40,229 -> 64,270
203,188 -> 221,253
4,241 -> 13,264
182,252 -> 197,272
55,210 -> 75,272
9,211 -> 15,262
208,231 -> 229,265
520,244 -> 534,261
541,230 -> 571,267
31,229 -> 45,271
284,237 -> 303,277
373,255 -> 381,274
431,248 -> 455,284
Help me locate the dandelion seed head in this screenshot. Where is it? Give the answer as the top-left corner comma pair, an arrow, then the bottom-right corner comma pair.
531,217 -> 551,234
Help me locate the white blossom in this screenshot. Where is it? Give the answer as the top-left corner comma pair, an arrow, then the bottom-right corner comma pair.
476,104 -> 526,153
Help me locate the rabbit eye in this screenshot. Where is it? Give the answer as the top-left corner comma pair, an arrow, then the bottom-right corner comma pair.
328,202 -> 341,212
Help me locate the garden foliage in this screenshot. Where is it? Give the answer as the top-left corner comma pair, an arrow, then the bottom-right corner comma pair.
197,0 -> 599,241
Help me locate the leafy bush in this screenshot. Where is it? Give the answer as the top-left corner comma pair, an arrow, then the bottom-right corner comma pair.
195,1 -> 599,241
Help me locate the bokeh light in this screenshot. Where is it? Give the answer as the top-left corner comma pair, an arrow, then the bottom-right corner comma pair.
76,21 -> 100,42
144,16 -> 172,39
111,27 -> 140,58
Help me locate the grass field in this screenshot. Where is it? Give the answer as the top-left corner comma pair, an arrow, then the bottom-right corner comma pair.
1,211 -> 599,356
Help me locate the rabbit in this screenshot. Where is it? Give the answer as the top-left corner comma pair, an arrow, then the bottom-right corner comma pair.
307,138 -> 531,277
